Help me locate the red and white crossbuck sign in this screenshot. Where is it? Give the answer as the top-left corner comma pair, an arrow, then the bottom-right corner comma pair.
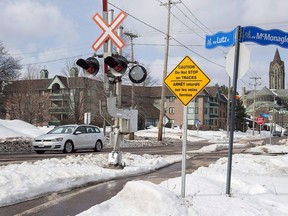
92,11 -> 127,51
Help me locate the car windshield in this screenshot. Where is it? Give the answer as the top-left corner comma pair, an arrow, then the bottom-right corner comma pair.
47,126 -> 77,134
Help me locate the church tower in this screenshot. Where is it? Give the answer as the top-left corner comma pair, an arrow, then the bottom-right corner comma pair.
269,48 -> 285,89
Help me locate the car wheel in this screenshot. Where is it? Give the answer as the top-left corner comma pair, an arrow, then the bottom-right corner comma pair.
35,150 -> 45,154
94,140 -> 102,152
63,141 -> 74,153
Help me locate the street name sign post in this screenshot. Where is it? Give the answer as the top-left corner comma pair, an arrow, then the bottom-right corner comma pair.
165,56 -> 210,197
205,29 -> 235,49
241,26 -> 288,48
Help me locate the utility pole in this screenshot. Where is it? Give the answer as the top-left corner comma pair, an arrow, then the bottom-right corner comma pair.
270,89 -> 277,134
124,31 -> 138,140
158,0 -> 180,141
250,77 -> 261,135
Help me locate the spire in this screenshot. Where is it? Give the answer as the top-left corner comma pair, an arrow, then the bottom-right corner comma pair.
273,48 -> 281,63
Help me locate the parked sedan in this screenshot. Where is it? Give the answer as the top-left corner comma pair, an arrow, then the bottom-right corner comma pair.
272,131 -> 282,137
33,124 -> 105,154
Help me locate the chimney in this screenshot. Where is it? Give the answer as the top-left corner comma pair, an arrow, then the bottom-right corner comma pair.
40,69 -> 49,79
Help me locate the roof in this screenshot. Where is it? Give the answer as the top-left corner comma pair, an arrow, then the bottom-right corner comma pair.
205,86 -> 219,97
245,86 -> 275,99
3,79 -> 51,92
273,48 -> 282,63
138,103 -> 160,119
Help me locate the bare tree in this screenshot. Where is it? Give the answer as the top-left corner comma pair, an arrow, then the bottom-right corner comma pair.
0,42 -> 22,81
5,65 -> 50,124
0,42 -> 22,118
60,60 -> 104,124
21,65 -> 41,80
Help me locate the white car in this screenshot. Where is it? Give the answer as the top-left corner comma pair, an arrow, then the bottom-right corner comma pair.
33,124 -> 105,154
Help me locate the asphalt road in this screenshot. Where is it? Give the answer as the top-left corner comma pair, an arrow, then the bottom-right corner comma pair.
0,152 -> 229,216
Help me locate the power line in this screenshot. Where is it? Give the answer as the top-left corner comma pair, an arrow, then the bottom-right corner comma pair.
170,9 -> 204,39
180,0 -> 213,34
108,1 -> 257,91
11,45 -> 89,57
22,53 -> 92,66
108,1 -> 224,69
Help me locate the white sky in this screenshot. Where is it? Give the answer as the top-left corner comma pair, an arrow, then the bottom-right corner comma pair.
1,0 -> 288,91
1,120 -> 288,215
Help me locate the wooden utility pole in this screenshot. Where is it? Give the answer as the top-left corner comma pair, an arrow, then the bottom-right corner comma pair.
124,31 -> 138,140
250,77 -> 261,135
158,0 -> 180,141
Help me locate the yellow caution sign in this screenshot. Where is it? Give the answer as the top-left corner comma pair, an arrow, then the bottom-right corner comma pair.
164,56 -> 210,106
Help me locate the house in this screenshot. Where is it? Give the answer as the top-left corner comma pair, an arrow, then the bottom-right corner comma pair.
165,86 -> 228,130
1,69 -> 228,130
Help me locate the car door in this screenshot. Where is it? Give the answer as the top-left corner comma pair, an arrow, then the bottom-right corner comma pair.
85,126 -> 96,148
73,126 -> 88,149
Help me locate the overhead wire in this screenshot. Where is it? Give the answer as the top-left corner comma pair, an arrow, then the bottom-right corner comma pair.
180,0 -> 213,35
174,0 -> 259,90
17,0 -> 280,88
21,53 -> 92,67
108,1 -> 225,69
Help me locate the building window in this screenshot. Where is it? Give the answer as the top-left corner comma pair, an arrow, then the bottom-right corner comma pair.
188,107 -> 194,114
195,107 -> 198,114
169,96 -> 175,103
52,83 -> 61,94
169,107 -> 175,114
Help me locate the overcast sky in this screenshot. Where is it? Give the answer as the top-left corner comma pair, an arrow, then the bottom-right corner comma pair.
1,0 -> 288,92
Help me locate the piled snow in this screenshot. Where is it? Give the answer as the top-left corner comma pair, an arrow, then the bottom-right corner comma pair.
1,120 -> 288,215
0,119 -> 49,139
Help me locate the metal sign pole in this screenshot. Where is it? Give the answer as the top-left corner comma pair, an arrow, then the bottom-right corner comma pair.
226,26 -> 241,195
181,105 -> 188,198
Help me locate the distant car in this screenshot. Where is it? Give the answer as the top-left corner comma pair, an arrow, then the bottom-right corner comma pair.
33,124 -> 105,154
272,131 -> 282,137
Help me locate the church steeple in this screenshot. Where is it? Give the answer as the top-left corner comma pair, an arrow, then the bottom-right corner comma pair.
269,49 -> 285,90
273,48 -> 282,63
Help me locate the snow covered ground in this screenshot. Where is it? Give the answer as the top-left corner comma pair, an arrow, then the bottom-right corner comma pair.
0,120 -> 288,215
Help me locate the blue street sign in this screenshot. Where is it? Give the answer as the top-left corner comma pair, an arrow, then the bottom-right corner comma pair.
205,29 -> 236,49
242,26 -> 288,48
260,113 -> 270,118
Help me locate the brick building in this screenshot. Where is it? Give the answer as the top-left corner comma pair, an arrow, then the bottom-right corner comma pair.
1,71 -> 228,130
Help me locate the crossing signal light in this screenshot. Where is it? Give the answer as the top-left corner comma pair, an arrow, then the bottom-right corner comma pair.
128,65 -> 147,84
104,55 -> 128,77
104,55 -> 147,84
76,57 -> 100,77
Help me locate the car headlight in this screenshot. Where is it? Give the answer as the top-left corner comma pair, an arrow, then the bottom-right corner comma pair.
52,137 -> 64,142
